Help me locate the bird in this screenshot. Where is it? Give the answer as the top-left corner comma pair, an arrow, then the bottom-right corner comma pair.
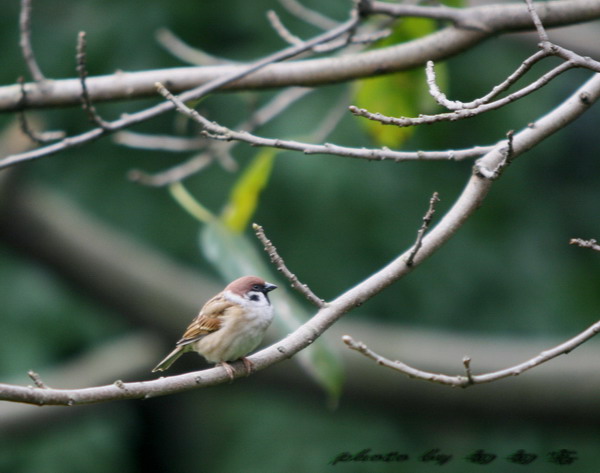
152,276 -> 277,379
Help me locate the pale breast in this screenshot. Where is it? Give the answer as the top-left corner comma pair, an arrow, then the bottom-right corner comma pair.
194,303 -> 274,362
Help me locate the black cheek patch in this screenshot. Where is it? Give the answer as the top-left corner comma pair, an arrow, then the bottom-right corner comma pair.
249,294 -> 260,302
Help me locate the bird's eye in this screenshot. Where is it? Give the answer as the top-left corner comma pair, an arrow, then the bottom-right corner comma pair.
252,284 -> 262,291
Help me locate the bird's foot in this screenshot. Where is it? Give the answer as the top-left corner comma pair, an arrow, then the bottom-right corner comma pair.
241,357 -> 255,376
219,362 -> 236,382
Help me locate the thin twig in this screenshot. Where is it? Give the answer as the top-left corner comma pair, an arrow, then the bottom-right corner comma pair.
462,356 -> 474,385
310,86 -> 353,143
570,238 -> 600,252
19,0 -> 45,82
362,1 -> 469,25
0,7 -> 362,171
475,130 -> 515,180
241,87 -> 312,133
425,51 -> 549,111
128,154 -> 213,186
76,31 -> 110,129
253,223 -> 325,307
135,84 -> 341,187
372,25 -> 600,123
155,28 -> 235,66
350,60 -> 578,127
278,0 -> 339,30
313,28 -> 390,53
498,129 -> 515,174
520,0 -> 600,78
267,10 -> 303,45
27,370 -> 48,389
342,319 -> 600,387
405,192 -> 440,266
266,5 -> 376,55
524,0 -> 550,43
17,77 -> 65,144
156,80 -> 493,164
125,87 -> 313,186
114,131 -> 206,152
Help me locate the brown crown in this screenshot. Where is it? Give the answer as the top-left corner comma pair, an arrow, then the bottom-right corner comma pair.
226,276 -> 275,295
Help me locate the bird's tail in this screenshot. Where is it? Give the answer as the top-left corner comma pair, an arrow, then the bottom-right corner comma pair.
152,346 -> 184,372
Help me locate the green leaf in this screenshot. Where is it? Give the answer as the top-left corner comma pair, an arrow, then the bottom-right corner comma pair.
353,17 -> 449,148
168,182 -> 215,223
221,149 -> 276,233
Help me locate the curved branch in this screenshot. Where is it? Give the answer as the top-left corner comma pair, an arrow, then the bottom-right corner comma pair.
18,0 -> 45,82
1,0 -> 598,112
2,71 -> 599,406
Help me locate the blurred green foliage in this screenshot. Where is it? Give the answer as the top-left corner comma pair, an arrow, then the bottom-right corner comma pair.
1,0 -> 600,472
354,17 -> 448,148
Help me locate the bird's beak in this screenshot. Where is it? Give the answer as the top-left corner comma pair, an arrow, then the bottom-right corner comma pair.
264,282 -> 277,292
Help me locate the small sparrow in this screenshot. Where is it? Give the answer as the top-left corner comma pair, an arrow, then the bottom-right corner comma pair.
152,276 -> 277,378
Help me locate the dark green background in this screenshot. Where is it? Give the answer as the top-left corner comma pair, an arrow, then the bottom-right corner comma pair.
1,0 -> 599,472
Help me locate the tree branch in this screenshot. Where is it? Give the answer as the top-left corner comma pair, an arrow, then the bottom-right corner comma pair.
153,80 -> 495,163
76,31 -> 110,129
425,51 -> 550,111
18,0 -> 45,82
278,0 -> 339,31
253,223 -> 325,307
1,181 -> 599,413
570,238 -> 600,252
405,192 -> 440,267
342,320 -> 600,387
155,27 -> 236,66
1,0 -> 598,112
2,67 -> 599,405
0,10 -> 361,170
16,77 -> 65,144
351,54 -> 595,128
124,87 -> 311,186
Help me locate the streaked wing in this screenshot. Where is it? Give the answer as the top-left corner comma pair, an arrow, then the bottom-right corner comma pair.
176,294 -> 233,346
